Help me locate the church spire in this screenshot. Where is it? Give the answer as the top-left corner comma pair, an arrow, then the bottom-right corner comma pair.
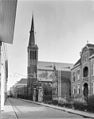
29,15 -> 35,46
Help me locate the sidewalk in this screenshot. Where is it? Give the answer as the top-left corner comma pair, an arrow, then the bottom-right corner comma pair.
22,99 -> 94,118
1,98 -> 17,119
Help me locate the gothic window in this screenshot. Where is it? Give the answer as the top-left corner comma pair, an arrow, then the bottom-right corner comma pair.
83,66 -> 88,77
30,51 -> 37,60
30,51 -> 33,59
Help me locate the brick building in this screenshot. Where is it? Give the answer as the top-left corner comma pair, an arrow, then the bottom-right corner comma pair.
27,16 -> 38,100
0,0 -> 17,110
0,42 -> 8,110
71,43 -> 94,102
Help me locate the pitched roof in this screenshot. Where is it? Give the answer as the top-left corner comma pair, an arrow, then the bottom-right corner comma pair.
87,43 -> 94,48
74,58 -> 81,66
38,61 -> 73,71
29,15 -> 35,46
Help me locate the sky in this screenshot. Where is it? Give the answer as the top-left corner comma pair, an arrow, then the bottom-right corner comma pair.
7,0 -> 94,90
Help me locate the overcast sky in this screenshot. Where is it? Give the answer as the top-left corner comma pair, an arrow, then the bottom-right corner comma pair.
7,0 -> 94,89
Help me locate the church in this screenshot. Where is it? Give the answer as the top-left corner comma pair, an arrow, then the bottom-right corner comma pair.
27,16 -> 73,102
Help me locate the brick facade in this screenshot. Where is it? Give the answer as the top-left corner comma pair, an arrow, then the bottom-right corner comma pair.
71,44 -> 94,102
27,16 -> 38,100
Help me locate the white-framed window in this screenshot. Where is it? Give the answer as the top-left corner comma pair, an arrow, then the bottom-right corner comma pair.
77,85 -> 80,94
77,70 -> 80,80
73,86 -> 76,94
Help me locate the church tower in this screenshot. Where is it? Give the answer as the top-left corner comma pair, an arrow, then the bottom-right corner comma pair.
27,16 -> 38,99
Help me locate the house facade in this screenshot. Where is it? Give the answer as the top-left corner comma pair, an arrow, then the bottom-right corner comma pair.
71,44 -> 94,102
0,42 -> 8,110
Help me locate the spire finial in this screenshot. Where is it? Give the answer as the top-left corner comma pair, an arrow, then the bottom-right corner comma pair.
29,15 -> 35,46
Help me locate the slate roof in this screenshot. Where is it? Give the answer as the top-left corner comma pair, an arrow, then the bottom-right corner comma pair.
87,43 -> 94,48
74,58 -> 81,67
38,61 -> 73,71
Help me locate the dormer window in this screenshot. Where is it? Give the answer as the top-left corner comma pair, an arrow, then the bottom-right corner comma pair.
83,66 -> 88,77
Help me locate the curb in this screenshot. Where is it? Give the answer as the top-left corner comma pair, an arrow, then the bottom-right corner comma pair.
21,99 -> 94,118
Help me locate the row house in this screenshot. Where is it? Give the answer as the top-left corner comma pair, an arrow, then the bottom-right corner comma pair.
0,0 -> 17,110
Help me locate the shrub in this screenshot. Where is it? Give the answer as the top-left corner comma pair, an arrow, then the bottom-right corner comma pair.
52,100 -> 58,105
87,95 -> 94,112
64,102 -> 72,108
87,95 -> 94,106
73,101 -> 87,111
58,100 -> 72,108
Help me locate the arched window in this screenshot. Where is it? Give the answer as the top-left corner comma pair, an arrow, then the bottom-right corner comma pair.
83,66 -> 88,77
83,83 -> 88,101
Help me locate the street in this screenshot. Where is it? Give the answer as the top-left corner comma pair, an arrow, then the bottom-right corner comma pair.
8,98 -> 88,119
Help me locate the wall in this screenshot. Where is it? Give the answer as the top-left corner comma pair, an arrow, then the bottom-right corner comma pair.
0,42 -> 8,110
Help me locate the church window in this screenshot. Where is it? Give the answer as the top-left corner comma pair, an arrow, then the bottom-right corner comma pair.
30,51 -> 37,60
